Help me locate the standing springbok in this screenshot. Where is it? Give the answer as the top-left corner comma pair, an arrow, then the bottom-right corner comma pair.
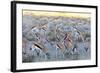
31,43 -> 48,61
72,26 -> 84,42
32,30 -> 50,60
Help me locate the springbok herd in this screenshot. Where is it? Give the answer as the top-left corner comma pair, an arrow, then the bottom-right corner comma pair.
22,15 -> 91,62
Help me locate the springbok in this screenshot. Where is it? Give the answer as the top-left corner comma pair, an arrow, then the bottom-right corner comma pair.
77,31 -> 84,42
84,38 -> 91,52
63,33 -> 77,54
30,43 -> 48,61
22,38 -> 31,55
32,31 -> 50,59
72,26 -> 84,42
56,41 -> 66,58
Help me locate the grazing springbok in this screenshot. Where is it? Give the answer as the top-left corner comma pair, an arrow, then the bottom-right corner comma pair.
63,33 -> 78,54
64,33 -> 73,49
56,42 -> 66,58
77,31 -> 84,42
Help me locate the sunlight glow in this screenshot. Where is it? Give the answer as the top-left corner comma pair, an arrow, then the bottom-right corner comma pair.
23,10 -> 91,18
